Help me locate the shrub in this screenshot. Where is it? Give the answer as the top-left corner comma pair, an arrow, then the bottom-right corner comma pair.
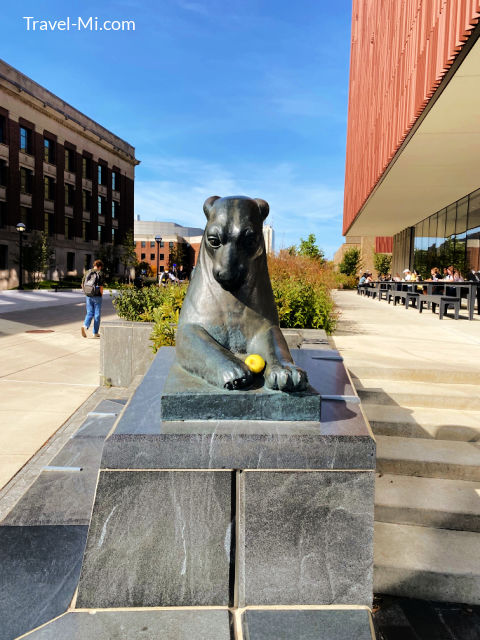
111,283 -> 187,322
373,252 -> 392,277
268,252 -> 337,333
339,247 -> 362,276
335,273 -> 358,289
112,251 -> 337,352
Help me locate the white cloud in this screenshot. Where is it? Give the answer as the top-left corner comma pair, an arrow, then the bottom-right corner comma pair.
134,155 -> 344,257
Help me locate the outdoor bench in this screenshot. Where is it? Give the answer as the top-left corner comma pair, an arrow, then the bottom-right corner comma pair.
418,294 -> 460,319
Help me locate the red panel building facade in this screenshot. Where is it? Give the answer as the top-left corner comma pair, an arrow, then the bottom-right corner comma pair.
344,0 -> 480,235
342,1 -> 480,278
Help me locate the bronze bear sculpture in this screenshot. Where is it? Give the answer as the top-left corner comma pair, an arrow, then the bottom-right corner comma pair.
176,195 -> 308,392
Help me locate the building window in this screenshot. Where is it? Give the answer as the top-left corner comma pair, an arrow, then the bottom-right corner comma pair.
65,148 -> 75,172
112,201 -> 119,218
141,252 -> 145,260
85,254 -> 92,269
160,253 -> 164,260
159,265 -> 164,272
82,190 -> 91,211
65,184 -> 75,206
65,217 -> 74,240
150,253 -> 155,260
44,212 -> 54,236
0,116 -> 6,144
98,164 -> 107,185
112,171 -> 119,191
169,242 -> 174,249
112,228 -> 116,244
82,221 -> 88,242
20,167 -> 33,194
44,176 -> 55,200
67,252 -> 75,271
0,244 -> 7,270
19,126 -> 32,154
20,206 -> 33,231
160,241 -> 164,248
0,202 -> 7,228
82,157 -> 92,179
98,195 -> 106,215
44,138 -> 55,164
0,160 -> 7,186
149,241 -> 155,248
141,241 -> 146,248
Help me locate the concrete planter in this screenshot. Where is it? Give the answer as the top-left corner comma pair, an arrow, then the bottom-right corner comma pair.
100,321 -> 330,387
100,320 -> 155,387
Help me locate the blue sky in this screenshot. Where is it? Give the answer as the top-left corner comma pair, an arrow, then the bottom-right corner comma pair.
2,0 -> 352,257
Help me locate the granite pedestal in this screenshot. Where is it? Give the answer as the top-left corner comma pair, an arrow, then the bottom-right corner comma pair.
71,347 -> 375,638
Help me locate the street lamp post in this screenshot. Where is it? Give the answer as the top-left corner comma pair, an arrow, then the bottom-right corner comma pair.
155,235 -> 162,284
16,222 -> 26,290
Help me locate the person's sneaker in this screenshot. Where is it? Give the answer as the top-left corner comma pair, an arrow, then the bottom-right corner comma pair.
92,334 -> 100,338
81,326 -> 87,338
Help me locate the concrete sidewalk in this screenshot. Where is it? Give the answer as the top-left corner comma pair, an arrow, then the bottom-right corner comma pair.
332,289 -> 480,375
0,292 -> 119,490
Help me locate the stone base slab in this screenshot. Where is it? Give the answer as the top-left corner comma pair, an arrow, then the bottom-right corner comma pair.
20,609 -> 233,639
243,608 -> 375,640
161,361 -> 322,422
20,608 -> 375,640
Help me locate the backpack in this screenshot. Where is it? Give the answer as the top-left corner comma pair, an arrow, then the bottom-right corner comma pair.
82,269 -> 100,297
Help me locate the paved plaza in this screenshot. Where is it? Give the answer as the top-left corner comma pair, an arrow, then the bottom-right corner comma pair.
0,290 -> 119,490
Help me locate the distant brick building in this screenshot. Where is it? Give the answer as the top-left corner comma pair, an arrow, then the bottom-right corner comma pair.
134,219 -> 276,275
134,220 -> 203,275
0,59 -> 138,289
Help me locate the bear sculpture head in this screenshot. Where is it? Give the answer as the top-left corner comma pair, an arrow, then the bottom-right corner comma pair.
203,195 -> 269,292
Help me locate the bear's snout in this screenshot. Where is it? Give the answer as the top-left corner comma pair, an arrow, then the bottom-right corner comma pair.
213,266 -> 246,291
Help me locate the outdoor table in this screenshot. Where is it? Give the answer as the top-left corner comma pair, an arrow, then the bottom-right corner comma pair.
371,281 -> 480,320
411,282 -> 479,320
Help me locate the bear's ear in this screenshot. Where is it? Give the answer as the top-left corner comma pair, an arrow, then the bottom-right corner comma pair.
203,196 -> 221,219
254,198 -> 269,220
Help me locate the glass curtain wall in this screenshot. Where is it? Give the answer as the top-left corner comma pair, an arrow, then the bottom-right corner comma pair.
393,187 -> 480,278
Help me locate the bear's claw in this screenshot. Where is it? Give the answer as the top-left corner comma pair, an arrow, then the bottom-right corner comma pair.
222,362 -> 253,390
264,363 -> 308,392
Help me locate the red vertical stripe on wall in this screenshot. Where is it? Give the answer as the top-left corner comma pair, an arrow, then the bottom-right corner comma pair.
375,237 -> 394,253
343,0 -> 480,235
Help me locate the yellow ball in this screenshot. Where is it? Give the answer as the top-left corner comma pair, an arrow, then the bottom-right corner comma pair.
245,353 -> 266,374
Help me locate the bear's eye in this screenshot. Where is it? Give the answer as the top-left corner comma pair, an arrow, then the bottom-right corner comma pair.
243,231 -> 257,249
207,236 -> 221,249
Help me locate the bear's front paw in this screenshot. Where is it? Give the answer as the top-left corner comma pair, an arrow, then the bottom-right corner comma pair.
265,363 -> 308,392
222,361 -> 254,390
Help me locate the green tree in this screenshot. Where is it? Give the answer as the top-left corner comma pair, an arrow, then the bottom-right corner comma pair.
136,261 -> 153,277
168,243 -> 187,271
339,247 -> 362,277
120,230 -> 138,282
22,231 -> 55,286
96,244 -> 119,281
373,252 -> 392,277
297,234 -> 324,261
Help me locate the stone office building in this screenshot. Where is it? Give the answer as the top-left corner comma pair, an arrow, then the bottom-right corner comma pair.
0,59 -> 138,289
342,1 -> 480,279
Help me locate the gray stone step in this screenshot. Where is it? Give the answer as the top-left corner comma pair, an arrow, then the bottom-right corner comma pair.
374,521 -> 480,604
356,379 -> 480,410
376,435 -> 480,481
350,366 -> 480,385
375,473 -> 480,532
365,404 -> 480,441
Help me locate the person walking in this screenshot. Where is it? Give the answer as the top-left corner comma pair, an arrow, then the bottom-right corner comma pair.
81,259 -> 105,338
